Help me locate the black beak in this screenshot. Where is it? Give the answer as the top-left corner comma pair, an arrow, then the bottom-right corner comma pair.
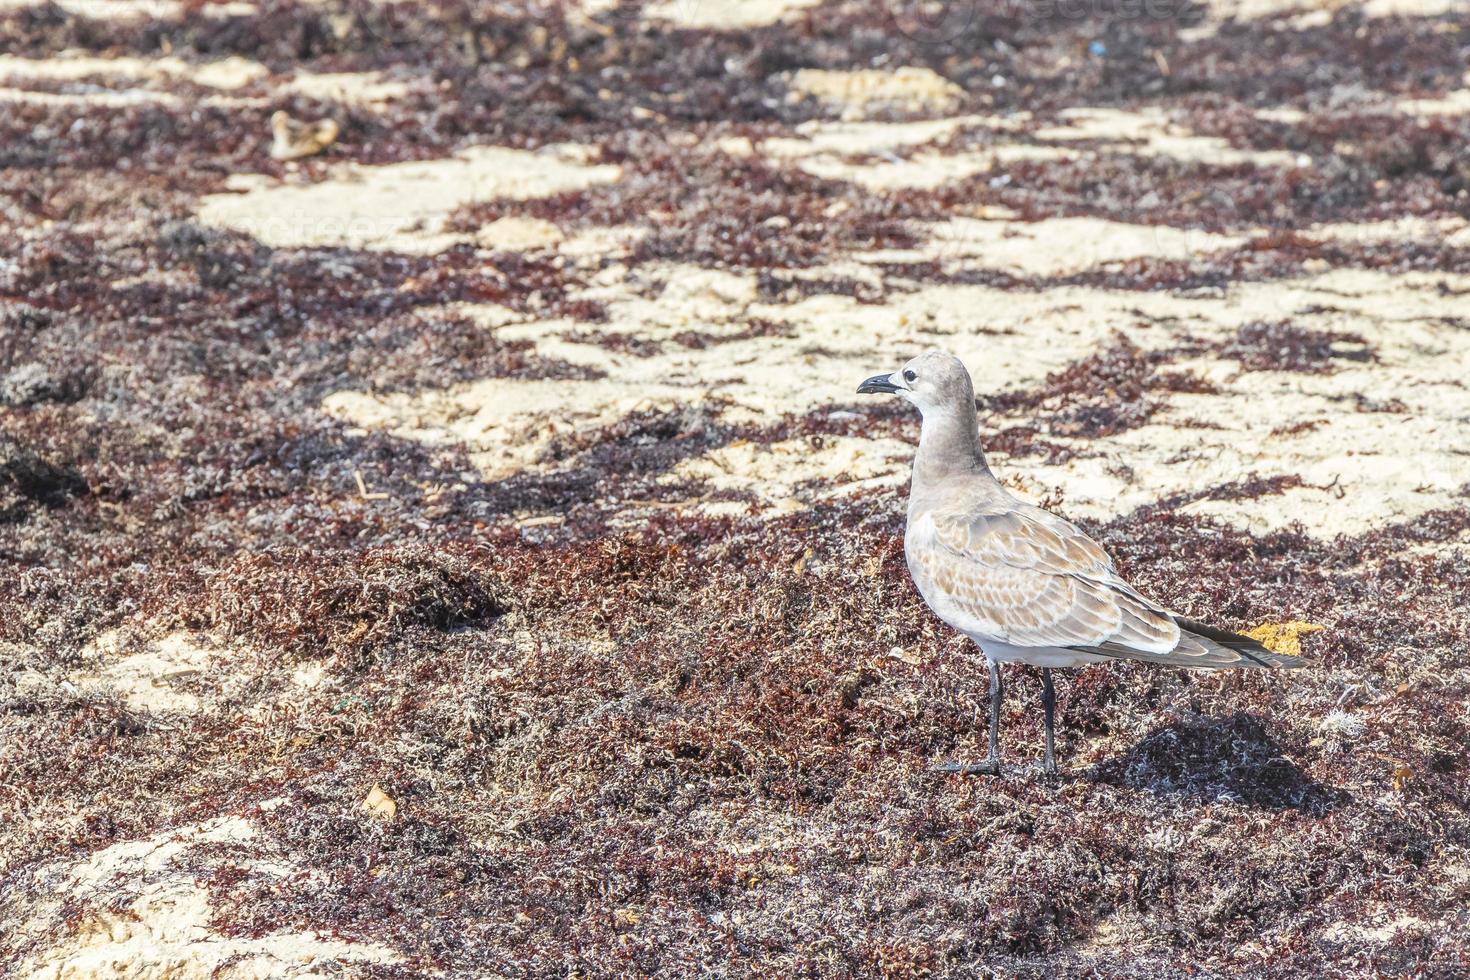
857,373 -> 901,395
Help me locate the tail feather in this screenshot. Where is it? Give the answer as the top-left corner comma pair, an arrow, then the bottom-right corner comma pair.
1072,617 -> 1307,670
1175,617 -> 1307,669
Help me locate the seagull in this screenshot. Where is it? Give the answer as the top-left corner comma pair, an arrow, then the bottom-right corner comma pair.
858,349 -> 1304,776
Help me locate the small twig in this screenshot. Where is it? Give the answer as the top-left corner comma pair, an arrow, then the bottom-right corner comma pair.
354,469 -> 390,501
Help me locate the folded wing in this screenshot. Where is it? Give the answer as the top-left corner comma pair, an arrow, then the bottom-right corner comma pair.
908,499 -> 1303,669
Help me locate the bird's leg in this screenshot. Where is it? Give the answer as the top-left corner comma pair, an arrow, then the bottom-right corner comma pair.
1040,667 -> 1058,776
936,657 -> 1002,776
986,656 -> 1002,766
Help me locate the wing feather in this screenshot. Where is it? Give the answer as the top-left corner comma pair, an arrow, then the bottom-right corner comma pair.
907,499 -> 1179,654
907,495 -> 1307,669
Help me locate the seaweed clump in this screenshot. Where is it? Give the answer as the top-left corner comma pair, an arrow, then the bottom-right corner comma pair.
985,335 -> 1216,439
195,546 -> 513,665
451,142 -> 937,269
1221,321 -> 1376,373
4,1 -> 1470,976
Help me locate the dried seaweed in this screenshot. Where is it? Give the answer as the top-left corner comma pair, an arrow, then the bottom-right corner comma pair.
3,1 -> 1470,976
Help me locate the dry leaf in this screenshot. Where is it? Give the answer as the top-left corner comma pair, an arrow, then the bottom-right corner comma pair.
614,908 -> 641,926
792,547 -> 814,575
361,783 -> 398,821
270,111 -> 340,161
1392,763 -> 1414,794
1243,620 -> 1326,657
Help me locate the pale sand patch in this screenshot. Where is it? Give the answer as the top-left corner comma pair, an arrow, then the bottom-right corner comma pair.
476,216 -> 566,251
0,87 -> 184,107
1012,268 -> 1470,537
453,301 -> 530,329
642,0 -> 820,29
758,106 -> 1302,192
1395,88 -> 1470,118
784,67 -> 965,120
282,69 -> 413,105
754,114 -> 1049,191
572,0 -> 622,14
1035,107 -> 1305,168
657,265 -> 760,316
1257,85 -> 1470,124
1184,0 -> 1459,40
1308,215 -> 1470,245
758,115 -> 1021,160
0,53 -> 268,89
1254,106 -> 1308,125
71,630 -> 215,714
321,265 -> 1470,539
663,435 -> 912,516
323,378 -> 692,481
196,145 -> 620,252
187,55 -> 269,90
559,224 -> 650,259
868,215 -> 1245,276
1323,912 -> 1430,944
19,816 -> 399,979
1362,0 -> 1459,14
323,269 -> 1167,495
792,145 -> 1066,192
0,0 -> 181,17
1044,382 -> 1465,538
0,52 -> 267,110
1182,0 -> 1335,34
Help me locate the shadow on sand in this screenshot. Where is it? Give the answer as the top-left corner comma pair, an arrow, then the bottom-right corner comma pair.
1089,712 -> 1349,815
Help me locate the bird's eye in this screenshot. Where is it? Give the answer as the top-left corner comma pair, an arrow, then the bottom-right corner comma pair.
903,369 -> 917,383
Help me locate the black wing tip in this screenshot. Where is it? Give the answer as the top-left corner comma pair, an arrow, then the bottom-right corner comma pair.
1241,649 -> 1308,669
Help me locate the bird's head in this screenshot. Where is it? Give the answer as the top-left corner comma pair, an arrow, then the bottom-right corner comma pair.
857,349 -> 975,418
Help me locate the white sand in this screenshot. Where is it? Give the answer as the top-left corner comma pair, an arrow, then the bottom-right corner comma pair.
641,0 -> 821,29
792,145 -> 1064,192
196,146 -> 620,252
1258,86 -> 1470,124
1395,89 -> 1470,118
753,107 -> 1304,192
0,53 -> 268,89
281,69 -> 413,105
900,215 -> 1246,276
324,261 -> 1470,539
0,0 -> 184,18
19,816 -> 399,978
784,67 -> 966,120
756,114 -> 1037,190
1035,107 -> 1306,168
663,435 -> 913,516
475,215 -> 567,250
0,86 -> 186,107
70,630 -> 216,714
759,115 -> 1028,160
1184,0 -> 1461,40
1308,216 -> 1470,245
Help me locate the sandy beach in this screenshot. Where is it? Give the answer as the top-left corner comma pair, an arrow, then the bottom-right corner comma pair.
2,0 -> 1469,975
